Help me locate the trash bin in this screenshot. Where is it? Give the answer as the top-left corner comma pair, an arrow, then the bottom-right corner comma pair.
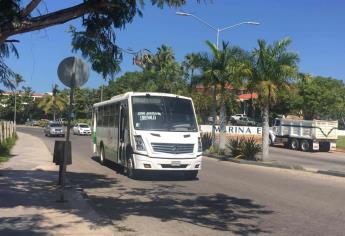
53,140 -> 72,165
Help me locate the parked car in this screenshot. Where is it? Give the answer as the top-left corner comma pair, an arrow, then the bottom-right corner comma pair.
231,114 -> 247,121
73,123 -> 91,135
235,117 -> 257,126
44,123 -> 65,137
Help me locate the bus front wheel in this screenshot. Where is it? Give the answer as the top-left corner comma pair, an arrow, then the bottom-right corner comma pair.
126,157 -> 137,179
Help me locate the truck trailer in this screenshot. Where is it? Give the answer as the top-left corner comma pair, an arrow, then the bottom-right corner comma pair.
269,119 -> 338,152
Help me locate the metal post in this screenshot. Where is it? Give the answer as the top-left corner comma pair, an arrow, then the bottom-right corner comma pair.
216,29 -> 220,50
14,91 -> 16,124
57,67 -> 75,202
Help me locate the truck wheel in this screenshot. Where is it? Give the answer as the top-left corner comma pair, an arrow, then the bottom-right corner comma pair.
289,138 -> 299,150
300,140 -> 311,152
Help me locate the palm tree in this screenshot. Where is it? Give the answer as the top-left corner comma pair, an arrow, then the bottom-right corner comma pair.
201,40 -> 251,150
13,73 -> 24,123
0,41 -> 18,90
183,53 -> 203,89
251,38 -> 299,160
38,84 -> 67,121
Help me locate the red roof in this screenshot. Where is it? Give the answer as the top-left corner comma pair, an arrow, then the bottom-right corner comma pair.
238,93 -> 258,100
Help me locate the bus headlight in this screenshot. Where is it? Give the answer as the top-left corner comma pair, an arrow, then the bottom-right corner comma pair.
198,137 -> 202,152
134,135 -> 146,151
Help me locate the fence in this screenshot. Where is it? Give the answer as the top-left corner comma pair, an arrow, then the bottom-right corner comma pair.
0,121 -> 16,143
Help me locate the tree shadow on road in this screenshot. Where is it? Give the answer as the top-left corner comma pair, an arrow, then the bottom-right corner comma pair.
0,169 -> 273,235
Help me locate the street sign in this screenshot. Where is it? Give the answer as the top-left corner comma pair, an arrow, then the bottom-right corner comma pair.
57,57 -> 89,88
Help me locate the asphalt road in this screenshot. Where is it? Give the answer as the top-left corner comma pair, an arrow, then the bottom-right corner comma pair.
267,145 -> 345,172
18,126 -> 345,236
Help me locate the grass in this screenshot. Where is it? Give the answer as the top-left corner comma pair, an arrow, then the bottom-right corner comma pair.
0,134 -> 17,163
337,136 -> 345,149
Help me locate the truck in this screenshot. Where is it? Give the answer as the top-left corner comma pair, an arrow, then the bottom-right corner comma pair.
269,118 -> 338,152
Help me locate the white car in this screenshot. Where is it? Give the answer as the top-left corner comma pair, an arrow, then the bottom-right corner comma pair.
73,123 -> 91,135
231,114 -> 247,121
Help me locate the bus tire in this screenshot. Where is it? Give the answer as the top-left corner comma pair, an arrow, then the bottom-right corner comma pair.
126,157 -> 137,179
184,170 -> 198,180
100,145 -> 105,165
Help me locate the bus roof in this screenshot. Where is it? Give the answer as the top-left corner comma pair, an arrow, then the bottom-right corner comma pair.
93,92 -> 192,107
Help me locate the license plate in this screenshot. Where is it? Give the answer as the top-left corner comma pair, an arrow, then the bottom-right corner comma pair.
171,161 -> 181,167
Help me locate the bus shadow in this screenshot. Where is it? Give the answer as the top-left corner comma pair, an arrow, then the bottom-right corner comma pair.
0,168 -> 273,235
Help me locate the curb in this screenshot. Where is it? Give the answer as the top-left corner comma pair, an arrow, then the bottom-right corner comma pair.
204,153 -> 345,178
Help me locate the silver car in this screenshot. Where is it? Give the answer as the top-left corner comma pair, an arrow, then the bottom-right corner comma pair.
44,123 -> 65,137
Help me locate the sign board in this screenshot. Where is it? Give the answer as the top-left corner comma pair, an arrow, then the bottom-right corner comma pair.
199,125 -> 262,135
57,57 -> 89,88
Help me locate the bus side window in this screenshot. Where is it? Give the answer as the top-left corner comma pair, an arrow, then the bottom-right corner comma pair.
97,107 -> 103,127
114,103 -> 119,128
109,104 -> 115,127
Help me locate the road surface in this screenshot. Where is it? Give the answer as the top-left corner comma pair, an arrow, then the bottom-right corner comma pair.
18,126 -> 345,236
267,145 -> 345,172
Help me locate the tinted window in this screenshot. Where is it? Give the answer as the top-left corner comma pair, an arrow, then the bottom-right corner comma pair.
132,96 -> 197,132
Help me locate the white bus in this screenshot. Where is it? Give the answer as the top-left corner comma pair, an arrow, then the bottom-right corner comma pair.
92,92 -> 202,179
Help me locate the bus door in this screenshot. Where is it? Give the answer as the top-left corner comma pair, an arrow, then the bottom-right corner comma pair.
118,102 -> 128,165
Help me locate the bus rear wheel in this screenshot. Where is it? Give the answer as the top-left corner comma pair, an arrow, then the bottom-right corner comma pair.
99,145 -> 105,165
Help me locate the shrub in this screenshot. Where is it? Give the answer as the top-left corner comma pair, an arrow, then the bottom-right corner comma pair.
0,135 -> 17,162
201,133 -> 212,151
226,137 -> 245,159
226,137 -> 262,161
241,137 -> 262,161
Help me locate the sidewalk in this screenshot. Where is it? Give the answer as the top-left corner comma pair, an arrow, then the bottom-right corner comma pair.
0,132 -> 114,235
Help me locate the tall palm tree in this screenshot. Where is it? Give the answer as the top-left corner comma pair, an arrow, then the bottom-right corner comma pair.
38,84 -> 67,121
183,53 -> 203,89
251,38 -> 299,160
13,73 -> 24,123
201,41 -> 251,150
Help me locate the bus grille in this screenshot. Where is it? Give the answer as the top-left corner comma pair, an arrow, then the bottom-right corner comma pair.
151,143 -> 194,154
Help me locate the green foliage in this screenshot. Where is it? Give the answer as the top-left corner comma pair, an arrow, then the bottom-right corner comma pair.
190,92 -> 212,123
251,38 -> 299,107
226,137 -> 262,161
72,119 -> 92,126
37,119 -> 49,127
226,137 -> 244,158
297,76 -> 345,120
337,136 -> 345,149
38,85 -> 67,120
0,0 -> 192,82
201,133 -> 212,151
0,135 -> 17,163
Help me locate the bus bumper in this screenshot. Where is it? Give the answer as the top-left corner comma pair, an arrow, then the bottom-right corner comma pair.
132,154 -> 202,171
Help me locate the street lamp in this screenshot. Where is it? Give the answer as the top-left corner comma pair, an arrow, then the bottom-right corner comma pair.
176,11 -> 260,49
177,11 -> 259,148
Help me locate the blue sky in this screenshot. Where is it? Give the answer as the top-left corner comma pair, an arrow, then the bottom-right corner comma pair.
5,0 -> 345,93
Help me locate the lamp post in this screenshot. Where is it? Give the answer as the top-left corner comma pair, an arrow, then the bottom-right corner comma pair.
176,11 -> 259,50
176,11 -> 259,147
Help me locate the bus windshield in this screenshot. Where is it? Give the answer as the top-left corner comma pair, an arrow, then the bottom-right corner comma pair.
132,96 -> 198,132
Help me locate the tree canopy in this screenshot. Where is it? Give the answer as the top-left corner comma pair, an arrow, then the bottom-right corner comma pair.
0,0 -> 197,86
